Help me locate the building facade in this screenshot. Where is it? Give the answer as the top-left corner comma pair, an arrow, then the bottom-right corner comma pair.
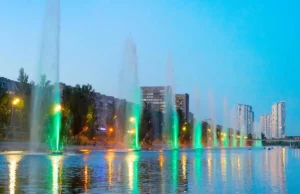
237,104 -> 254,135
94,93 -> 115,129
141,86 -> 171,112
0,77 -> 18,95
260,114 -> 271,138
271,101 -> 286,138
175,94 -> 189,121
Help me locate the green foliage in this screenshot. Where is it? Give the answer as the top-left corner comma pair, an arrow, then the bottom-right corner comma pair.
62,84 -> 96,138
0,91 -> 10,126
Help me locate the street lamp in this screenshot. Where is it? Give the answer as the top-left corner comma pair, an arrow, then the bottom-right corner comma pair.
11,97 -> 20,127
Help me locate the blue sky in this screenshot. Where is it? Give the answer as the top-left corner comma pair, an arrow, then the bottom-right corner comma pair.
0,0 -> 300,135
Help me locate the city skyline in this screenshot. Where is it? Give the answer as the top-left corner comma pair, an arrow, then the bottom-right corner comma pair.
1,1 -> 300,135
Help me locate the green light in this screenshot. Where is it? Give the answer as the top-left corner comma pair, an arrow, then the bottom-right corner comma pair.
51,84 -> 62,151
126,152 -> 139,194
222,127 -> 229,148
133,102 -> 141,150
193,121 -> 203,149
172,150 -> 178,193
172,111 -> 179,149
213,127 -> 218,147
232,132 -> 237,147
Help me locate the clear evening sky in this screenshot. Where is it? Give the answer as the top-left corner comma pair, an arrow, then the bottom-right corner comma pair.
0,0 -> 299,135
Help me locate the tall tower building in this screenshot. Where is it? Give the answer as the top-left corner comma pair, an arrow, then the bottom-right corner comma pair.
175,94 -> 189,121
260,114 -> 271,138
271,101 -> 286,138
237,104 -> 254,135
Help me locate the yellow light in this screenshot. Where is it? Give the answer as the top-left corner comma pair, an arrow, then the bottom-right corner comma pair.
127,129 -> 135,134
109,128 -> 113,132
237,135 -> 240,138
244,136 -> 247,139
208,129 -> 211,132
12,98 -> 20,105
54,104 -> 62,113
223,133 -> 227,136
182,127 -> 186,131
129,117 -> 135,123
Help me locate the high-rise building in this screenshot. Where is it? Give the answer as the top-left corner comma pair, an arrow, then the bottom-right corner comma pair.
141,86 -> 172,112
260,114 -> 271,138
271,101 -> 286,138
237,104 -> 254,135
175,94 -> 189,121
94,93 -> 115,128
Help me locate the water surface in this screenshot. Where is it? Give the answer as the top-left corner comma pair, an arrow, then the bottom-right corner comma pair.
0,147 -> 297,193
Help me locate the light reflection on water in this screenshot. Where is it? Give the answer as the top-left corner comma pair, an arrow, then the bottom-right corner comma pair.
0,147 -> 298,193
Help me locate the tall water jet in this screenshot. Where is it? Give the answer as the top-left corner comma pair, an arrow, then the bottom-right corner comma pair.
230,107 -> 237,147
163,54 -> 179,149
30,0 -> 61,151
222,97 -> 229,147
119,37 -> 141,150
253,121 -> 262,147
193,87 -> 202,149
208,90 -> 217,147
237,104 -> 247,147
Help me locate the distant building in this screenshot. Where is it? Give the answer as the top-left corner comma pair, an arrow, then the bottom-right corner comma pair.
260,114 -> 271,138
94,93 -> 115,128
271,101 -> 286,138
141,86 -> 172,112
188,112 -> 194,123
237,104 -> 254,135
175,94 -> 189,121
0,77 -> 18,95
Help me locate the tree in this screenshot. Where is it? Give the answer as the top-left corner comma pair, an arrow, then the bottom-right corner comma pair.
0,85 -> 10,127
16,68 -> 32,130
67,84 -> 96,138
17,68 -> 29,95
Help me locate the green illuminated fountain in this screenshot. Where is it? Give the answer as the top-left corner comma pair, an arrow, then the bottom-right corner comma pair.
30,0 -> 62,152
120,37 -> 141,150
222,97 -> 229,147
230,107 -> 237,147
193,121 -> 203,149
193,87 -> 203,149
208,91 -> 218,147
163,54 -> 179,149
253,121 -> 262,147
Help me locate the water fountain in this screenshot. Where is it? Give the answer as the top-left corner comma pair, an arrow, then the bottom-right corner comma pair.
253,121 -> 262,147
118,37 -> 141,150
193,87 -> 202,149
163,54 -> 179,149
222,97 -> 229,147
29,0 -> 61,152
208,90 -> 218,147
230,107 -> 237,147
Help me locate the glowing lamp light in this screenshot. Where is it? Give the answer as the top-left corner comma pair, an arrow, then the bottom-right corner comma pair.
129,117 -> 135,123
12,98 -> 20,105
54,104 -> 62,113
182,127 -> 186,131
127,129 -> 135,134
109,128 -> 113,132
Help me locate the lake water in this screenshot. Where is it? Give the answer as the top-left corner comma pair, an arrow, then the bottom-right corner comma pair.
0,147 -> 298,193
